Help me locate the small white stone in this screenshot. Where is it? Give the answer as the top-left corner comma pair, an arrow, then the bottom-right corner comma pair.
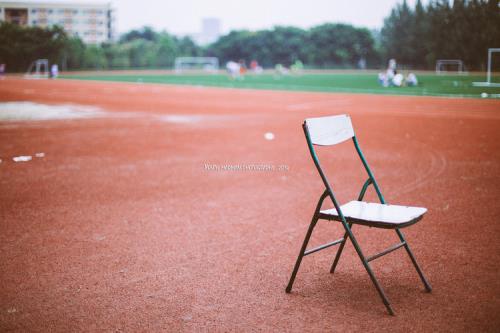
264,132 -> 275,140
13,155 -> 32,162
35,152 -> 45,158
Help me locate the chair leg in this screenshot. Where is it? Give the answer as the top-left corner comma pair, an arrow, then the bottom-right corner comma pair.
396,229 -> 432,292
330,223 -> 352,273
343,222 -> 395,315
286,214 -> 319,293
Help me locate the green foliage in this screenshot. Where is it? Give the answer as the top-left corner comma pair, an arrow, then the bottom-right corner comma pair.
120,26 -> 158,42
0,22 -> 200,71
307,24 -> 377,67
2,1 -> 499,73
82,45 -> 106,69
207,25 -> 375,68
0,22 -> 68,72
381,0 -> 500,70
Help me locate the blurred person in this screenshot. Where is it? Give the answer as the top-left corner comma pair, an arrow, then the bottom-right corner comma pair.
50,63 -> 59,79
378,72 -> 389,87
291,60 -> 304,75
274,64 -> 289,78
406,72 -> 418,86
392,72 -> 404,87
0,63 -> 5,79
226,61 -> 241,79
238,59 -> 247,75
250,60 -> 263,74
386,58 -> 397,83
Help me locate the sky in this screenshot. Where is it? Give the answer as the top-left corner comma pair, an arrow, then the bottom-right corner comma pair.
5,0 -> 428,35
114,0 -> 426,35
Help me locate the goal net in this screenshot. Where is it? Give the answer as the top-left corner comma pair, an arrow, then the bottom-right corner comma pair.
473,48 -> 500,87
435,59 -> 465,75
174,57 -> 219,74
25,59 -> 49,79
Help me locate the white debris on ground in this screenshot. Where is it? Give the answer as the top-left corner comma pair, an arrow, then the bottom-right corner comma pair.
159,115 -> 204,124
0,102 -> 104,121
264,132 -> 275,140
35,152 -> 45,158
13,155 -> 32,162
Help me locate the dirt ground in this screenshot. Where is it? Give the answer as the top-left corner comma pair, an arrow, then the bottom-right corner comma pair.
1,78 -> 499,332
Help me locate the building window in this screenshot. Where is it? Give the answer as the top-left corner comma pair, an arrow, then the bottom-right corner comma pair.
31,9 -> 37,13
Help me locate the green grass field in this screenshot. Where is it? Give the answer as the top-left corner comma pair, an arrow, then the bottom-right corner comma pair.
62,72 -> 500,98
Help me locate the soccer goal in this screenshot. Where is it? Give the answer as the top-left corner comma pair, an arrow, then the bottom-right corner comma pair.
174,57 -> 219,74
435,59 -> 465,75
25,59 -> 49,79
473,48 -> 500,87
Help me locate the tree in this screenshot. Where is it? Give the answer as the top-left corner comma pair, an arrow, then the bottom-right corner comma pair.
308,24 -> 377,68
0,22 -> 68,72
82,45 -> 106,69
120,26 -> 158,42
380,0 -> 500,70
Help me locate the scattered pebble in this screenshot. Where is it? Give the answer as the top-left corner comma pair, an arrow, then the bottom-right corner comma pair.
264,132 -> 275,140
94,235 -> 106,241
182,314 -> 193,322
35,152 -> 45,158
13,155 -> 32,162
7,308 -> 17,314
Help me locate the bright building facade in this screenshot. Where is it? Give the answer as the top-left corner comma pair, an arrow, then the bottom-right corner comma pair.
0,1 -> 115,44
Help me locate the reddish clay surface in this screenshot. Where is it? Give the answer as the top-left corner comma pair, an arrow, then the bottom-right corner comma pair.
1,78 -> 499,332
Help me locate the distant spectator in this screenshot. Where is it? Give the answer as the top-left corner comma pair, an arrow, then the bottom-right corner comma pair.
0,63 -> 5,79
291,60 -> 304,75
250,60 -> 263,74
50,64 -> 59,79
274,64 -> 289,77
238,59 -> 247,75
378,72 -> 389,87
406,73 -> 418,86
226,61 -> 241,79
392,73 -> 404,87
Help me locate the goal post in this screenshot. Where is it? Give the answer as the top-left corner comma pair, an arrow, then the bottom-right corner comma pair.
174,57 -> 219,74
25,59 -> 49,79
435,59 -> 465,74
473,48 -> 500,87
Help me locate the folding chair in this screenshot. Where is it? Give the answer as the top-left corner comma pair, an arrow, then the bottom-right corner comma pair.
285,114 -> 432,315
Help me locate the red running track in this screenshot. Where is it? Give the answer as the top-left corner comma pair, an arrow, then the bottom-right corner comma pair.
1,78 -> 500,332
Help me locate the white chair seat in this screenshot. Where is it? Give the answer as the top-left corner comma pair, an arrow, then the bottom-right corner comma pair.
320,201 -> 427,229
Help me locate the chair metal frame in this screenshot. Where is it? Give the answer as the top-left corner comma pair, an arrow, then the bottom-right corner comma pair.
285,115 -> 432,315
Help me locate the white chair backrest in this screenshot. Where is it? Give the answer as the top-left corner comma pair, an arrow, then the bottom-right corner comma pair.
305,114 -> 355,146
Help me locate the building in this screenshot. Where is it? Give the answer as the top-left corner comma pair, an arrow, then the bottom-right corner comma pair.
0,1 -> 115,44
191,17 -> 221,46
